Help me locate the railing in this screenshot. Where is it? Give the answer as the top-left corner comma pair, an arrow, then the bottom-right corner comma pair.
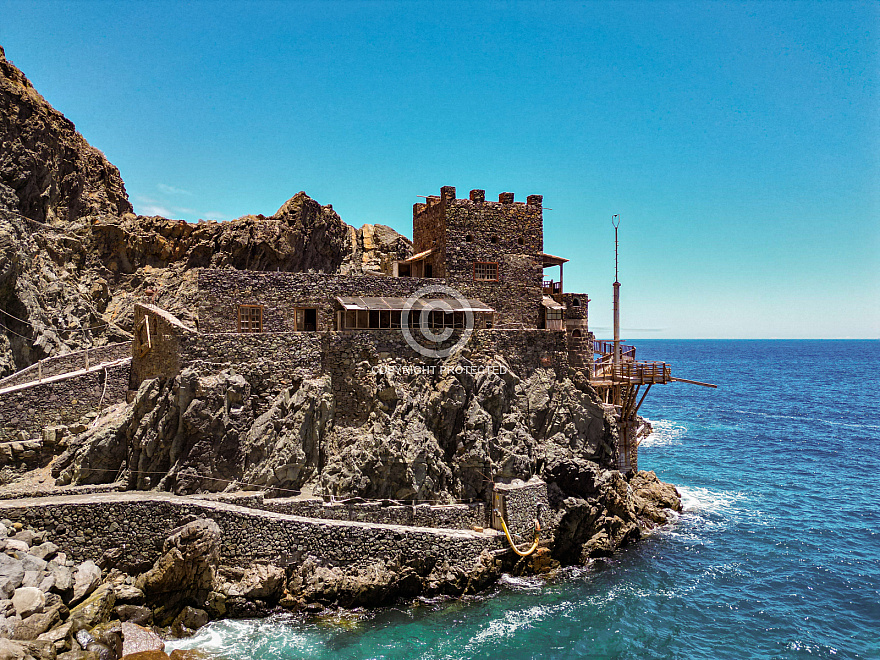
592,340 -> 636,360
542,280 -> 562,295
0,342 -> 132,390
592,360 -> 670,384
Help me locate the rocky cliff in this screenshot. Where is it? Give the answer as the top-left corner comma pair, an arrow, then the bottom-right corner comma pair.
0,45 -> 410,376
0,41 -> 680,592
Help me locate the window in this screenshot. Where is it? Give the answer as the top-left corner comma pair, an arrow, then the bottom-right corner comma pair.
490,235 -> 498,244
517,237 -> 525,245
294,307 -> 318,331
238,305 -> 263,333
570,298 -> 580,307
474,261 -> 500,281
546,308 -> 563,321
466,234 -> 473,242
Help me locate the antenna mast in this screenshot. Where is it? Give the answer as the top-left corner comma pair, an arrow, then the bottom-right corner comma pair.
612,215 -> 621,381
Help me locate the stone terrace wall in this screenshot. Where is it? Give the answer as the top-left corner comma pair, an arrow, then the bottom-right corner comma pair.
492,478 -> 552,541
0,342 -> 131,390
468,329 -> 569,381
0,362 -> 129,444
130,304 -> 196,388
0,494 -> 503,573
199,492 -> 487,530
196,269 -> 439,334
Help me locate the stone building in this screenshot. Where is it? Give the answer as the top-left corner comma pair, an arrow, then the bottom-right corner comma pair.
189,186 -> 590,344
130,186 -> 596,420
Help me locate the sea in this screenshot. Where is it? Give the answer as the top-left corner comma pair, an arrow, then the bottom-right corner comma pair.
166,340 -> 880,659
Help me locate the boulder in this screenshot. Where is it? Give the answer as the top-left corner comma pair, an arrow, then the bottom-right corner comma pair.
113,604 -> 152,625
120,621 -> 164,656
135,519 -> 220,602
70,563 -> 101,605
0,638 -> 57,660
630,470 -> 682,526
110,585 -> 143,605
67,584 -> 115,628
36,621 -> 72,653
5,540 -> 30,553
28,545 -> 58,562
0,556 -> 24,600
11,531 -> 34,547
48,565 -> 72,594
11,588 -> 44,618
171,606 -> 209,635
9,608 -> 60,641
226,564 -> 284,600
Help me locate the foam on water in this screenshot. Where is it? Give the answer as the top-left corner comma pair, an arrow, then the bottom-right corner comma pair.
639,418 -> 687,447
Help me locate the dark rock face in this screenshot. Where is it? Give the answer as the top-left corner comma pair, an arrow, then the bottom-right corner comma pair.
0,46 -> 132,225
134,519 -> 220,625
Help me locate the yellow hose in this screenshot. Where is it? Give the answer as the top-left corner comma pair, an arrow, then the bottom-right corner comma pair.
495,509 -> 541,557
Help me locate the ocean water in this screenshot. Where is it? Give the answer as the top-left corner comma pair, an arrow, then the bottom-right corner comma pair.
167,341 -> 880,659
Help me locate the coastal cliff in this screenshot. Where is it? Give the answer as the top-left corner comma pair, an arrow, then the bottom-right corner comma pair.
0,43 -> 681,658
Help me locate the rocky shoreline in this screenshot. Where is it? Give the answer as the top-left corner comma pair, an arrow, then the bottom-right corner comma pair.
0,468 -> 680,660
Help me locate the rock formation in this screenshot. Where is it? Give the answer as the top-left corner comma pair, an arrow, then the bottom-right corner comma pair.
0,44 -> 410,377
0,42 -> 683,641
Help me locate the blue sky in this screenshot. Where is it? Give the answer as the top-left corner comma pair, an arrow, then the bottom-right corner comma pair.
2,1 -> 877,338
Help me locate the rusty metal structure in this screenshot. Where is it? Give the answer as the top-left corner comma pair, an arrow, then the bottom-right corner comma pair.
589,217 -> 715,473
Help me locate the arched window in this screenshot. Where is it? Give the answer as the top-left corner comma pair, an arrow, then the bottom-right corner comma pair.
571,329 -> 582,338
570,298 -> 580,307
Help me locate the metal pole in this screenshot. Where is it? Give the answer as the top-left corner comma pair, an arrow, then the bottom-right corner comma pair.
612,215 -> 621,373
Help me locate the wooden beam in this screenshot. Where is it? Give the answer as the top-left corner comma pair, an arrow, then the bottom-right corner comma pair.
669,377 -> 717,388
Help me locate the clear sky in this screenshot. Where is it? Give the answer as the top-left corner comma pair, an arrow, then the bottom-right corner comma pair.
2,1 -> 878,338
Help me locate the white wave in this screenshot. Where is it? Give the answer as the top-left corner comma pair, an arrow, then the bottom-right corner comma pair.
640,418 -> 687,447
498,573 -> 546,590
677,485 -> 745,516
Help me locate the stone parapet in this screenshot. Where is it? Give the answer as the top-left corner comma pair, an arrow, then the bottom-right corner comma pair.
0,492 -> 504,573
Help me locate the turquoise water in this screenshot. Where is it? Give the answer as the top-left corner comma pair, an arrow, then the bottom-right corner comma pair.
167,341 -> 880,659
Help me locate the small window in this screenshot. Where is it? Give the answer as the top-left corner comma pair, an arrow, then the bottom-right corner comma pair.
238,305 -> 263,333
546,308 -> 563,321
473,261 -> 500,281
570,298 -> 580,307
466,235 -> 474,242
571,329 -> 582,338
517,237 -> 525,245
490,235 -> 498,244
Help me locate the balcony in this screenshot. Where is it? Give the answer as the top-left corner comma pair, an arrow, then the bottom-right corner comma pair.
543,279 -> 562,295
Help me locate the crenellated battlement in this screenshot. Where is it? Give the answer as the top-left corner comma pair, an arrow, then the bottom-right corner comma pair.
412,186 -> 543,218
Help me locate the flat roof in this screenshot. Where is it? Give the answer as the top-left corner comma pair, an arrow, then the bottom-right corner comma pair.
541,252 -> 569,267
336,296 -> 494,314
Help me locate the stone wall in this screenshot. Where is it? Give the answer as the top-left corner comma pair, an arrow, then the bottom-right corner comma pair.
0,342 -> 131,390
130,304 -> 196,388
192,491 -> 486,530
196,269 -> 440,334
0,493 -> 504,573
140,325 -> 573,422
177,331 -> 325,397
0,361 -> 130,445
492,478 -> 551,542
258,497 -> 485,529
